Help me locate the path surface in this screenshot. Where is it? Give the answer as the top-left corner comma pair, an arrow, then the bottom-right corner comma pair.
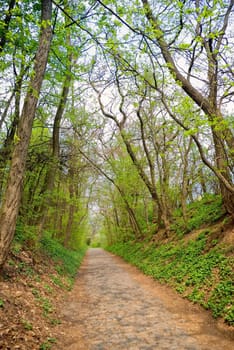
54,248 -> 233,350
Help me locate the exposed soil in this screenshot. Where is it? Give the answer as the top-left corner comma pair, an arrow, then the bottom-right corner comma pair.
54,248 -> 234,350
0,250 -> 69,350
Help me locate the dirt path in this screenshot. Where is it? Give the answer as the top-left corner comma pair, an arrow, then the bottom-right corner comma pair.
54,248 -> 234,350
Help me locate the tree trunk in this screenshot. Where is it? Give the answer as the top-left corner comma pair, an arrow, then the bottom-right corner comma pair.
63,201 -> 75,248
212,128 -> 234,216
181,138 -> 192,224
63,168 -> 75,248
0,0 -> 52,270
37,7 -> 73,235
119,187 -> 142,239
0,66 -> 25,196
0,0 -> 16,53
198,168 -> 207,195
0,90 -> 14,130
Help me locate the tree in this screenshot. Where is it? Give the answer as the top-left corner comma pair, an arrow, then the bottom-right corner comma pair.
36,18 -> 74,234
95,0 -> 234,216
0,0 -> 53,269
140,0 -> 234,214
79,141 -> 143,239
91,68 -> 180,234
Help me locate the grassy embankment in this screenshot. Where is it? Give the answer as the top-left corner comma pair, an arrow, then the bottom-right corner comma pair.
13,226 -> 87,282
106,194 -> 234,326
0,228 -> 87,349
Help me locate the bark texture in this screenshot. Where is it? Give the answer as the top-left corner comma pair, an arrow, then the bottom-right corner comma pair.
0,0 -> 53,269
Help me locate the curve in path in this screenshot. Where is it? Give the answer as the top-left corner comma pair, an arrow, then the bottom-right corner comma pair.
54,248 -> 234,350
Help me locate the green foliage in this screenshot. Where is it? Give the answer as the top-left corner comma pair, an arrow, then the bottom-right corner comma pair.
90,241 -> 101,248
40,234 -> 86,279
41,297 -> 53,317
32,288 -> 53,317
19,264 -> 35,277
187,194 -> 224,228
49,318 -> 61,326
207,281 -> 234,320
50,274 -> 64,289
225,306 -> 234,326
39,338 -> 57,350
172,194 -> 225,236
44,284 -> 53,294
21,319 -> 33,331
107,232 -> 233,325
14,222 -> 38,248
0,299 -> 4,308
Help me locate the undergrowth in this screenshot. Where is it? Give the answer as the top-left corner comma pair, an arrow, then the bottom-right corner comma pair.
5,227 -> 87,350
172,194 -> 225,236
13,225 -> 87,281
40,235 -> 86,280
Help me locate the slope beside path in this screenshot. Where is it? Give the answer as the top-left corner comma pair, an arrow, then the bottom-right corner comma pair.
54,248 -> 233,350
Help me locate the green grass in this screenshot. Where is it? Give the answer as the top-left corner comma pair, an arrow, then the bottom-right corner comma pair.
106,231 -> 234,325
172,194 -> 225,236
12,224 -> 87,285
39,235 -> 86,279
14,222 -> 38,249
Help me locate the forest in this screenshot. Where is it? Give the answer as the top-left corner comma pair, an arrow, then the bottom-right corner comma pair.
0,0 -> 234,343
